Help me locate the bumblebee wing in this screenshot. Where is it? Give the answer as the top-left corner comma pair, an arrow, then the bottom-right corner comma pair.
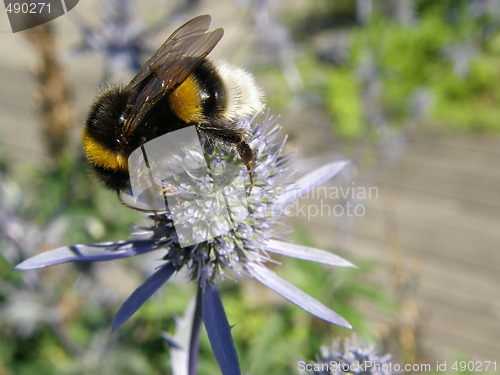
122,15 -> 223,137
128,15 -> 219,89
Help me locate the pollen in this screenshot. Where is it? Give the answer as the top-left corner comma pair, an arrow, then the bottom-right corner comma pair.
169,74 -> 204,123
82,128 -> 128,171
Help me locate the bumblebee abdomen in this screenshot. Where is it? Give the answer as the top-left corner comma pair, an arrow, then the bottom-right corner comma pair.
212,59 -> 264,121
82,127 -> 128,171
83,86 -> 130,173
169,74 -> 205,123
169,59 -> 263,125
169,60 -> 226,124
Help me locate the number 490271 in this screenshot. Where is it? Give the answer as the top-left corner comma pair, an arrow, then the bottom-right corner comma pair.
5,2 -> 51,14
452,361 -> 497,372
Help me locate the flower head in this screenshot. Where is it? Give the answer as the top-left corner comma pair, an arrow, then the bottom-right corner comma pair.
303,335 -> 395,375
69,0 -> 176,78
126,116 -> 289,283
14,115 -> 354,375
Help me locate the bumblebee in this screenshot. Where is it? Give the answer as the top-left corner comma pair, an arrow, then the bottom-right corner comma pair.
83,15 -> 263,199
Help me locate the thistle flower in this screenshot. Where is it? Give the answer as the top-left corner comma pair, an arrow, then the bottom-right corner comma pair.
69,0 -> 174,78
14,115 -> 355,375
301,335 -> 395,375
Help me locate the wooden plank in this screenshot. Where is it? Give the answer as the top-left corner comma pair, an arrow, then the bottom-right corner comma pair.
419,296 -> 500,362
293,189 -> 500,267
0,110 -> 48,163
398,138 -> 500,180
294,213 -> 499,302
368,184 -> 499,243
287,171 -> 500,362
411,129 -> 500,156
380,165 -> 500,210
0,66 -> 34,109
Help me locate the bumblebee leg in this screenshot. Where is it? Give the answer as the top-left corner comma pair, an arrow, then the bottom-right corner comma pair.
197,124 -> 255,193
237,140 -> 254,193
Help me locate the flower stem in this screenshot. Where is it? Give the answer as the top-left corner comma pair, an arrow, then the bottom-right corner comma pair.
188,283 -> 203,375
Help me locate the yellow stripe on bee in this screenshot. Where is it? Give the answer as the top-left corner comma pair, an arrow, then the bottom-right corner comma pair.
82,128 -> 128,171
169,74 -> 204,123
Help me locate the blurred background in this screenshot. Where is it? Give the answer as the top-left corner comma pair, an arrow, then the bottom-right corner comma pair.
0,0 -> 499,374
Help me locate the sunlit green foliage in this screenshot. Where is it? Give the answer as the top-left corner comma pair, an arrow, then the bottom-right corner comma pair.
282,2 -> 500,138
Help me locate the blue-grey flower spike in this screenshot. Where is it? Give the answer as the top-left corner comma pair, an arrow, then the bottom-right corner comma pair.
248,263 -> 352,329
202,283 -> 241,375
276,160 -> 350,208
112,263 -> 175,331
12,241 -> 158,270
266,240 -> 357,268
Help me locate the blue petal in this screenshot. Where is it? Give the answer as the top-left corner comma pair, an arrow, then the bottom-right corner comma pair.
266,240 -> 357,268
276,161 -> 350,207
12,240 -> 159,271
112,262 -> 175,331
247,263 -> 352,329
202,283 -> 241,375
